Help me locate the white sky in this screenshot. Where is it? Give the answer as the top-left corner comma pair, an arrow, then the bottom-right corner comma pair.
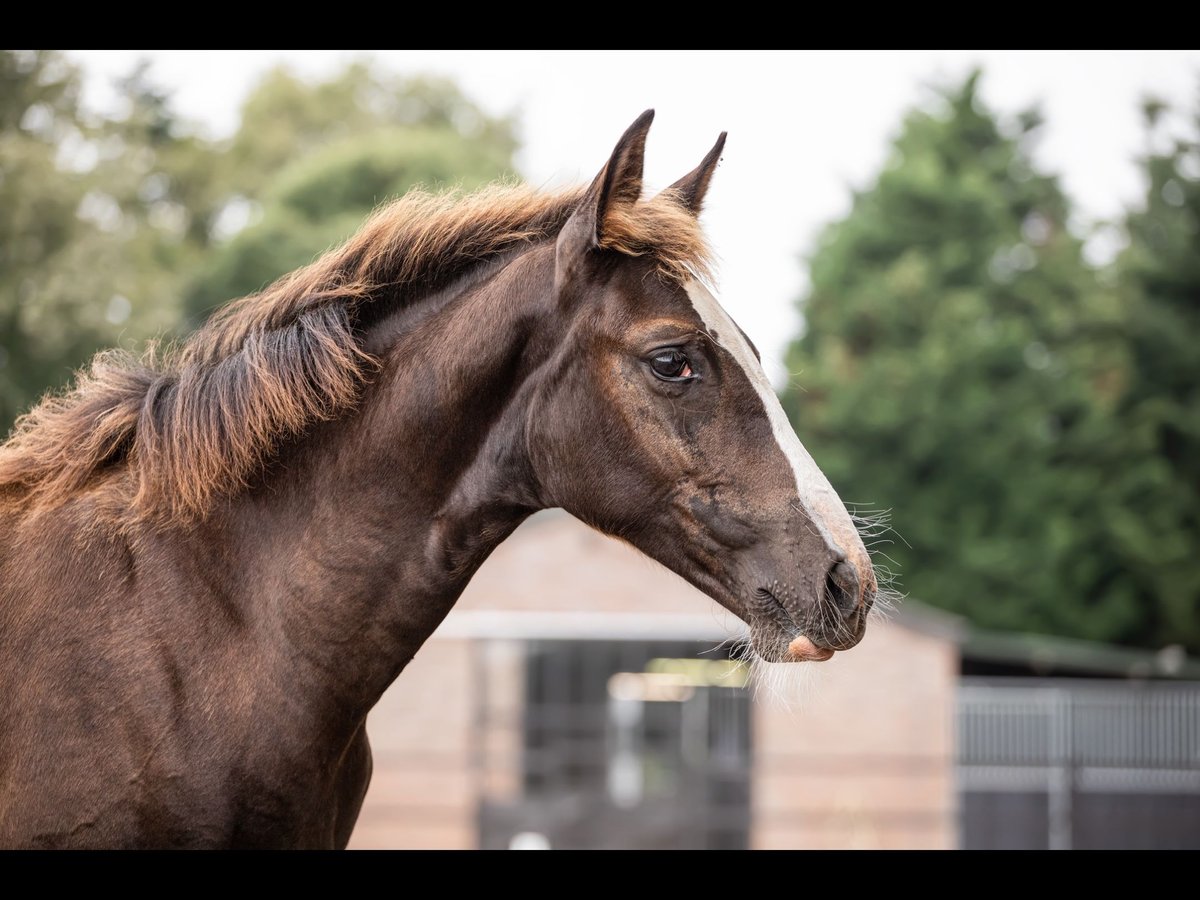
68,50 -> 1199,385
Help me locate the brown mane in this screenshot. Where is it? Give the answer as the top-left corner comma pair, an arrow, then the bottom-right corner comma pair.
0,183 -> 712,522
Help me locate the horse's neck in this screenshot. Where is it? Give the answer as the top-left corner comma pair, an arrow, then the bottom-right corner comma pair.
217,245 -> 557,727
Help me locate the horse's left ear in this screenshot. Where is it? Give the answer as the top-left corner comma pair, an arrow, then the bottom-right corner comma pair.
556,109 -> 654,288
666,131 -> 727,215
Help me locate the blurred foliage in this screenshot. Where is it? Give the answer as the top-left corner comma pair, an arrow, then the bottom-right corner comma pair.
185,63 -> 516,320
782,72 -> 1200,650
0,51 -> 211,430
0,52 -> 516,430
1108,99 -> 1200,649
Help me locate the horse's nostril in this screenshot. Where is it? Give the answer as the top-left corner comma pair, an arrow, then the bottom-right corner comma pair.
825,560 -> 860,615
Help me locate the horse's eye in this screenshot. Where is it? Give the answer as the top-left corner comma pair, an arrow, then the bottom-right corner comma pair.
649,349 -> 694,381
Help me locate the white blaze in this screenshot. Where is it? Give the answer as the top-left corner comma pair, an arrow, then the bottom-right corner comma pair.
684,279 -> 854,554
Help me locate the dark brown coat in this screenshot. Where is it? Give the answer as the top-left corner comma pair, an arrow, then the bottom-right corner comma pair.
0,112 -> 876,848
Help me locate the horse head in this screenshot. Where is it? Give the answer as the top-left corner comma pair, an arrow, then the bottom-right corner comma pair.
529,111 -> 877,662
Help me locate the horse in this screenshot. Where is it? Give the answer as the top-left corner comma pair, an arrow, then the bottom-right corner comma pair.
0,111 -> 877,848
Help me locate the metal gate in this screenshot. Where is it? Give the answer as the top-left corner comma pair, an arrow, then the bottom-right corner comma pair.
958,678 -> 1200,849
476,639 -> 752,849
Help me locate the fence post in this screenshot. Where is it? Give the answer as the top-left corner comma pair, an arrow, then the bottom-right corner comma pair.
1047,688 -> 1073,850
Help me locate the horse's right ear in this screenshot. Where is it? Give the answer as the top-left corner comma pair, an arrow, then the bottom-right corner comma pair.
556,109 -> 655,290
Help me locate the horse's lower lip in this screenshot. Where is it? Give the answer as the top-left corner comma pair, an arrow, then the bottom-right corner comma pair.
785,635 -> 835,663
753,589 -> 837,662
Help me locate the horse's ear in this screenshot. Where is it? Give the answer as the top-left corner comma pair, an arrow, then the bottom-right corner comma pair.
666,131 -> 726,215
556,109 -> 654,285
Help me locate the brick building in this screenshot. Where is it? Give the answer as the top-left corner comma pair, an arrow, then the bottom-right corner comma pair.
349,511 -> 961,849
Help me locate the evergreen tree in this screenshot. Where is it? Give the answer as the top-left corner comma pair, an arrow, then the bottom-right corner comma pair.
782,73 -> 1140,645
1104,96 -> 1200,649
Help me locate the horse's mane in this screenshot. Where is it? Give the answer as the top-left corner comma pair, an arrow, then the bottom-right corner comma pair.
0,182 -> 712,522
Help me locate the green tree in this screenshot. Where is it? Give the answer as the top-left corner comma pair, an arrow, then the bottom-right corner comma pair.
1,56 -> 519,435
1102,97 -> 1200,649
782,73 -> 1143,646
0,51 -> 212,432
0,50 -> 87,428
185,64 -> 517,320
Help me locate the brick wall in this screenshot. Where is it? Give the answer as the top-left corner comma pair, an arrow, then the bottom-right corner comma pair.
350,512 -> 959,849
752,622 -> 958,849
348,638 -> 475,849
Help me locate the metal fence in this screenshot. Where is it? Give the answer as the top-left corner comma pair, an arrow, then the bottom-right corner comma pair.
958,678 -> 1200,849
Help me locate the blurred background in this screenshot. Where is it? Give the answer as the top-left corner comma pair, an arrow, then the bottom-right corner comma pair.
3,49 -> 1198,849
